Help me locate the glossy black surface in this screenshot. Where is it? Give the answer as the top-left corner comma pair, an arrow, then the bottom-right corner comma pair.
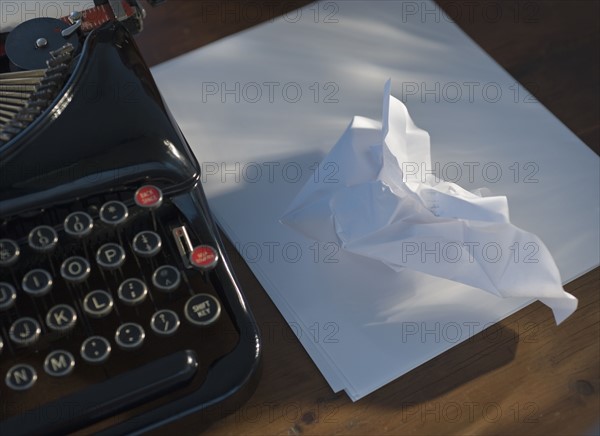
0,23 -> 199,217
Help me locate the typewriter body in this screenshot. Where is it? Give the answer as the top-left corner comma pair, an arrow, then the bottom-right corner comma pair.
0,2 -> 261,434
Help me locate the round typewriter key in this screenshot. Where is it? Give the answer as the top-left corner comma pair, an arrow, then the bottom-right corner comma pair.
0,239 -> 20,267
132,231 -> 162,258
46,304 -> 77,333
99,201 -> 128,226
44,350 -> 75,377
83,290 -> 114,318
150,309 -> 180,336
9,317 -> 41,346
118,278 -> 148,306
152,266 -> 181,293
184,294 -> 221,327
96,243 -> 126,270
190,246 -> 219,272
135,185 -> 163,209
22,269 -> 53,297
81,336 -> 111,364
60,256 -> 91,284
6,364 -> 37,391
28,225 -> 58,253
64,211 -> 94,238
115,323 -> 145,350
0,282 -> 17,310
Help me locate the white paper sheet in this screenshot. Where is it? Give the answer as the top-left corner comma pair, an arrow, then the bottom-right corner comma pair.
151,1 -> 600,400
281,80 -> 578,325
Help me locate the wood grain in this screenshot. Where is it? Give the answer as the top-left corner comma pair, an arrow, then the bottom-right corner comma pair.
135,1 -> 600,434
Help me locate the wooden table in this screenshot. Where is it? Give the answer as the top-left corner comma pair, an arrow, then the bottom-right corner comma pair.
136,1 -> 599,434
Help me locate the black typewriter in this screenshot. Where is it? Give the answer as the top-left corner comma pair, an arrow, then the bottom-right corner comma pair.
0,1 -> 261,434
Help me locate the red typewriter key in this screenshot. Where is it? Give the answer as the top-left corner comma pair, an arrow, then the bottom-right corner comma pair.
134,185 -> 163,210
190,246 -> 219,272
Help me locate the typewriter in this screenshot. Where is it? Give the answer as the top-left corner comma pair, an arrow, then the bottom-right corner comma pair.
0,1 -> 261,434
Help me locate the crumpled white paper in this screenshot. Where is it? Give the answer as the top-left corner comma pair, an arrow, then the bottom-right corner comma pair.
281,80 -> 577,324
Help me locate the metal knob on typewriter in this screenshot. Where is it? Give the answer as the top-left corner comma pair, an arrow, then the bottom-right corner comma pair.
4,18 -> 80,71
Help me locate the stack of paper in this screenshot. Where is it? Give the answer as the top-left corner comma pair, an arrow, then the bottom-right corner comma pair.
151,1 -> 600,400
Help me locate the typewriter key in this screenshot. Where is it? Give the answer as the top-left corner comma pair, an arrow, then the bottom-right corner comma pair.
118,278 -> 148,306
46,304 -> 77,333
5,364 -> 37,391
190,245 -> 219,272
132,231 -> 162,258
60,256 -> 91,284
184,294 -> 221,327
64,211 -> 94,238
0,239 -> 20,267
28,225 -> 58,253
96,243 -> 126,270
0,282 -> 17,310
135,185 -> 163,209
44,350 -> 75,377
152,265 -> 181,292
83,290 -> 114,318
115,323 -> 145,350
150,309 -> 180,336
81,336 -> 111,364
135,185 -> 163,229
99,201 -> 128,226
22,269 -> 53,296
9,317 -> 41,346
